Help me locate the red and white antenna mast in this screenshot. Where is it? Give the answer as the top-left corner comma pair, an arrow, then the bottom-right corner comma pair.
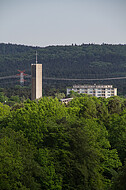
17,70 -> 27,86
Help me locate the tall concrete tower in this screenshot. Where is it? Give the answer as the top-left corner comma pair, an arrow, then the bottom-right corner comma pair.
31,52 -> 42,100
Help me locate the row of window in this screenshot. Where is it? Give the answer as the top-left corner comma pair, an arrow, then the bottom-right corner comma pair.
97,94 -> 114,97
68,89 -> 115,95
70,90 -> 115,93
68,89 -> 114,92
76,88 -> 112,91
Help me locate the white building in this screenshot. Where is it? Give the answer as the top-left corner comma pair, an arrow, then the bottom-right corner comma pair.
67,84 -> 117,98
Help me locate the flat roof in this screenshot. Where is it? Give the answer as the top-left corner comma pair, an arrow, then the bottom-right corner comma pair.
72,84 -> 113,88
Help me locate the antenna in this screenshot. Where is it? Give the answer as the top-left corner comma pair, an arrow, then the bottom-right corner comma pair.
36,51 -> 38,64
16,70 -> 27,86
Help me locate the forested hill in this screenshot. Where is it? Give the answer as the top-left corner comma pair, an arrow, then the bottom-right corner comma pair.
0,43 -> 126,95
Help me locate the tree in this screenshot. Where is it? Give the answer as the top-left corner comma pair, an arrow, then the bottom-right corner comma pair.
112,160 -> 126,190
0,96 -> 123,189
106,111 -> 126,163
0,92 -> 8,103
54,92 -> 65,100
0,128 -> 42,190
107,96 -> 122,114
9,95 -> 21,103
0,102 -> 10,121
68,96 -> 97,118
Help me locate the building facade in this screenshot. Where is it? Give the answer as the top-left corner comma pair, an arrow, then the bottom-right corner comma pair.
31,64 -> 42,100
67,84 -> 117,98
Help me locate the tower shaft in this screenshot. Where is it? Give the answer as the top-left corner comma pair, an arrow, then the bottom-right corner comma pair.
31,64 -> 42,100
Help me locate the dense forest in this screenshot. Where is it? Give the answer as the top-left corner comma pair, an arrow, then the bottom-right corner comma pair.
0,94 -> 126,190
0,43 -> 126,97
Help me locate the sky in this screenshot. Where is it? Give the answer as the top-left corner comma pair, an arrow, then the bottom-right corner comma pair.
0,0 -> 126,47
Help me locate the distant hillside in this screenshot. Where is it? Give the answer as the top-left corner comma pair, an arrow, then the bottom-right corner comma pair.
0,43 -> 126,95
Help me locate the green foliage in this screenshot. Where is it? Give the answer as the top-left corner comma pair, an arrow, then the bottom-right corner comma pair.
68,96 -> 108,120
54,92 -> 65,99
0,92 -> 8,103
68,90 -> 81,98
37,148 -> 62,190
9,95 -> 20,103
3,86 -> 31,102
107,96 -> 122,114
112,160 -> 126,190
0,128 -> 42,190
2,97 -> 67,146
0,102 -> 10,121
1,95 -> 126,189
106,111 -> 126,163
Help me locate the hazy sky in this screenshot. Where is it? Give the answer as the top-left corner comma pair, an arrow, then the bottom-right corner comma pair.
0,0 -> 126,47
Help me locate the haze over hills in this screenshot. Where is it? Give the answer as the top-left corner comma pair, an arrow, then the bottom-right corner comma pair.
0,43 -> 126,95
